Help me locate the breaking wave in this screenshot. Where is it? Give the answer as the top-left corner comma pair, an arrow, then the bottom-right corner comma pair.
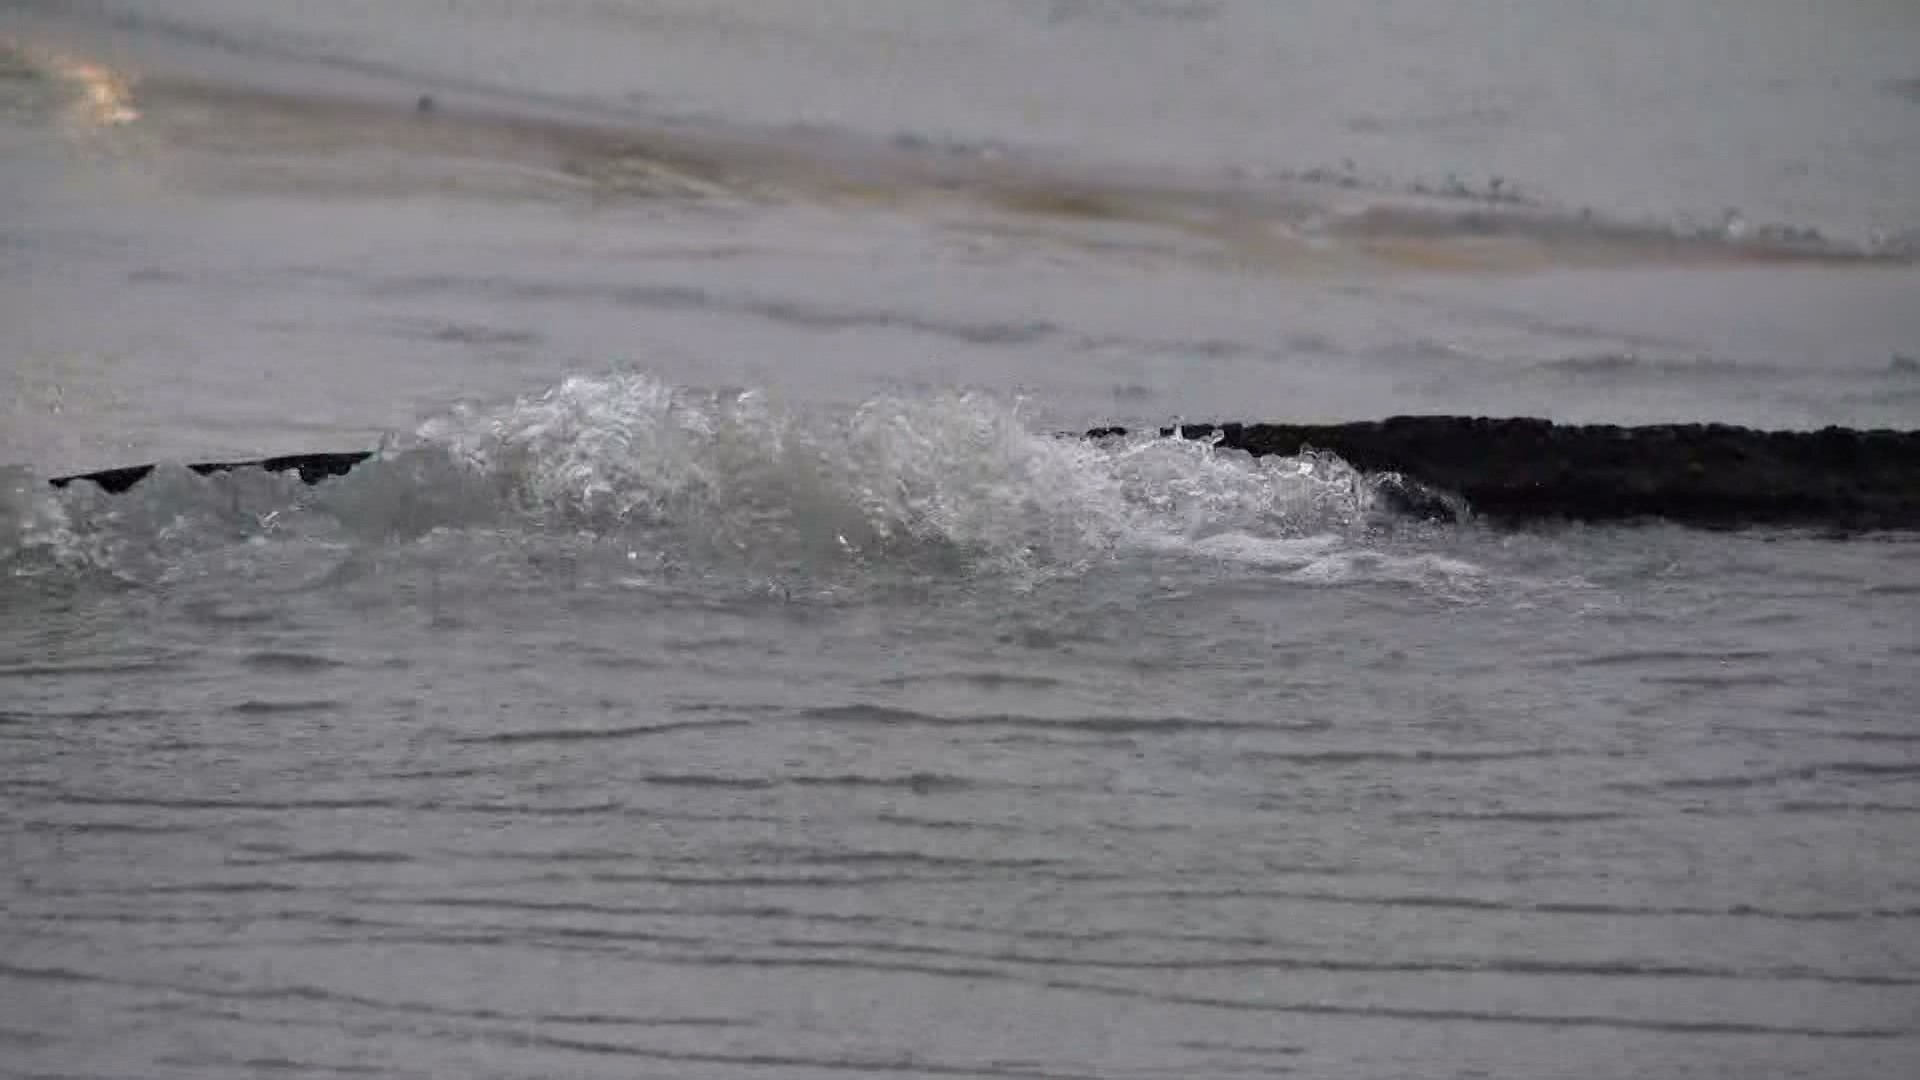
4,374 -> 1417,587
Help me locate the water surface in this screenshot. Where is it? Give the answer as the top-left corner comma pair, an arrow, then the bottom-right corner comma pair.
3,3 -> 1919,1077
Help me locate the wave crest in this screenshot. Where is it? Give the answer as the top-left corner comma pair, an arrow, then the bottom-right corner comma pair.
9,374 -> 1402,585
414,374 -> 1385,569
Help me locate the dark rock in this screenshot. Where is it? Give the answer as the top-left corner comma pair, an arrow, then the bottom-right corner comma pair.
44,420 -> 1920,530
1088,418 -> 1920,530
49,451 -> 374,494
1372,472 -> 1469,523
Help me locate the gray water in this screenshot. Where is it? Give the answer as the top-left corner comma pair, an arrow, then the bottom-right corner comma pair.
4,3 -> 1920,1078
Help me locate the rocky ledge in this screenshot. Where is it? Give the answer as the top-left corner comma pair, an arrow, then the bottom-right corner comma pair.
44,419 -> 1920,529
1086,418 -> 1920,529
48,452 -> 375,495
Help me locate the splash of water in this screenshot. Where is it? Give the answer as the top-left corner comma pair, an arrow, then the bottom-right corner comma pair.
412,373 -> 1386,569
8,373 -> 1419,586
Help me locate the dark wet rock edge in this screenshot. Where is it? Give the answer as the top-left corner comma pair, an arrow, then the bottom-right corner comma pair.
1087,419 -> 1920,530
44,419 -> 1920,529
47,451 -> 374,494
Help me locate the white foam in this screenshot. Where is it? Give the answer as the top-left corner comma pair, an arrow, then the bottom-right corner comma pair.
0,466 -> 87,578
411,372 -> 1388,573
9,373 -> 1479,587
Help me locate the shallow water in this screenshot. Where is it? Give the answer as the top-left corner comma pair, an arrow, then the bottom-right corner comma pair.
3,3 -> 1919,1078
